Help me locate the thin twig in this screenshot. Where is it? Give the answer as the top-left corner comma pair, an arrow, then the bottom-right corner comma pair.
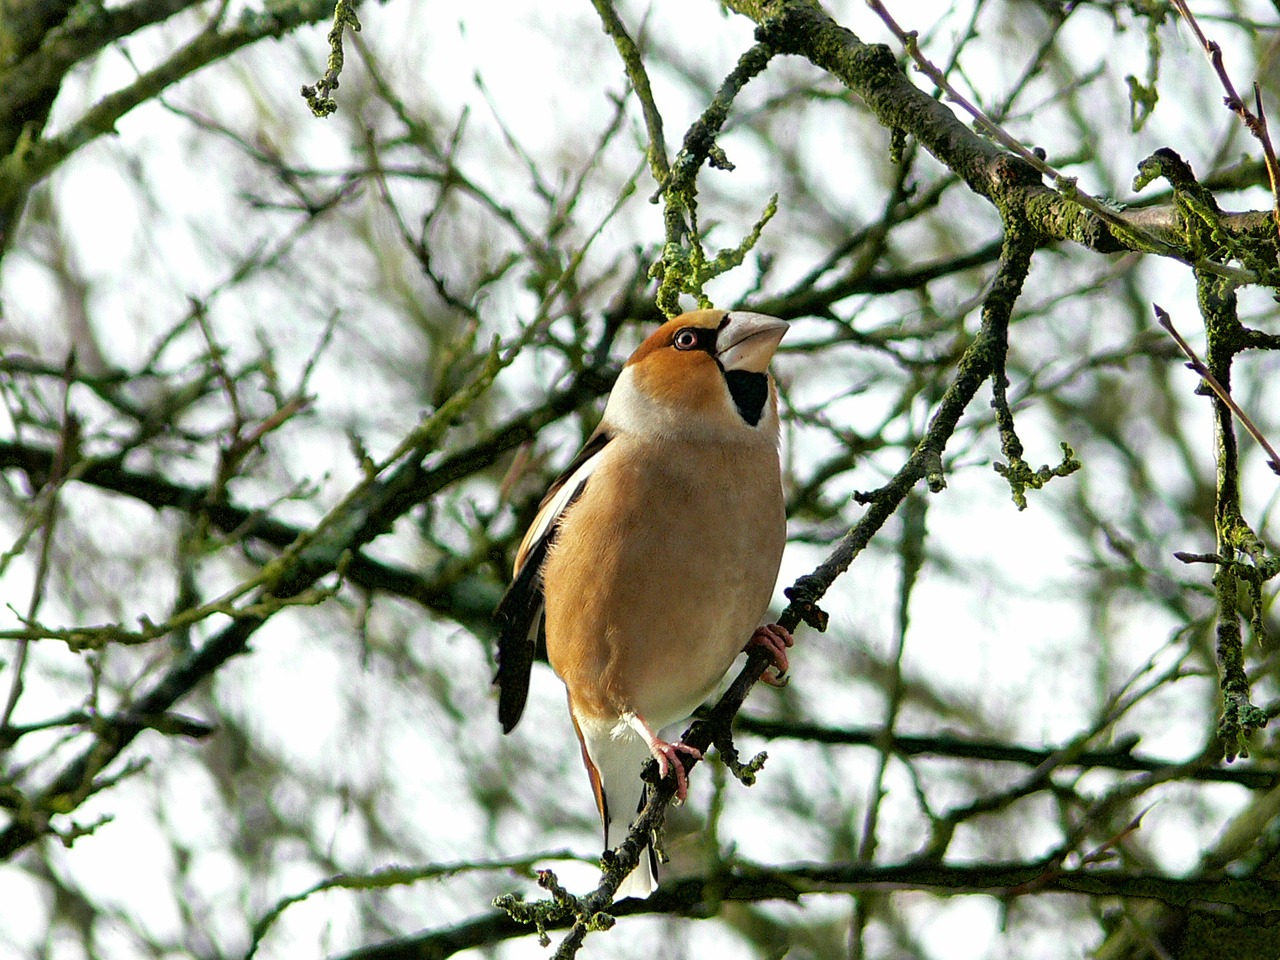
300,0 -> 361,118
0,356 -> 77,731
1153,303 -> 1280,475
1169,0 -> 1280,240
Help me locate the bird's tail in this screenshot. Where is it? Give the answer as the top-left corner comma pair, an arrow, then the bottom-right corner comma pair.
573,715 -> 659,899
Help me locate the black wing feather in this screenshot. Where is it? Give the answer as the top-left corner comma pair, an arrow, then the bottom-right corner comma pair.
494,535 -> 551,734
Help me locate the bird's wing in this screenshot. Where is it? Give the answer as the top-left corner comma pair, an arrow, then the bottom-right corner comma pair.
493,429 -> 612,733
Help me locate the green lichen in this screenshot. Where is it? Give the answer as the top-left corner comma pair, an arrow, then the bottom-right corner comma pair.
1191,267 -> 1274,760
1135,149 -> 1280,288
1124,0 -> 1168,131
652,193 -> 777,316
301,0 -> 361,118
994,443 -> 1083,512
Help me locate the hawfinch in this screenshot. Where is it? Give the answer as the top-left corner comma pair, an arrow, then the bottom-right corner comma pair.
494,309 -> 792,899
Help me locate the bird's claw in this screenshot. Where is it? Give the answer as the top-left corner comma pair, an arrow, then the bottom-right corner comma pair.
651,739 -> 702,802
745,622 -> 794,685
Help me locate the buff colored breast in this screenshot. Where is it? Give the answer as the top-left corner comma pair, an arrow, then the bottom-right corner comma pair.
542,431 -> 785,730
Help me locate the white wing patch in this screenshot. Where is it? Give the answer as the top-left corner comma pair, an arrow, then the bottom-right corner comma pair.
513,441 -> 608,574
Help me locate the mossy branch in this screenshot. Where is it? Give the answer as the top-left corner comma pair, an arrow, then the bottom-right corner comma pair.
1191,270 -> 1271,761
994,443 -> 1082,512
650,41 -> 776,315
1170,0 -> 1280,239
983,210 -> 1081,509
653,193 -> 778,313
1135,148 -> 1280,286
301,0 -> 361,118
722,0 -> 1269,284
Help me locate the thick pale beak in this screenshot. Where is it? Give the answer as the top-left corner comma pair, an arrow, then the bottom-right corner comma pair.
716,312 -> 789,373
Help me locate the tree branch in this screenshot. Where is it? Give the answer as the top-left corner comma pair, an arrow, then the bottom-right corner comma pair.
0,0 -> 205,136
723,0 -> 1276,278
345,861 -> 1280,960
0,0 -> 335,255
0,347 -> 616,858
733,715 -> 1278,789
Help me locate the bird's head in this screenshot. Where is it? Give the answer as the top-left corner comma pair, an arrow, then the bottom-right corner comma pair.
603,309 -> 789,442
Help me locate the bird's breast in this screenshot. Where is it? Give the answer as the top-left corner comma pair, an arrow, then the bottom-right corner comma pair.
542,436 -> 785,729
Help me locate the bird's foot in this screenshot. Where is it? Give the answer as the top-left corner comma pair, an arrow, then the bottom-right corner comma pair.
745,623 -> 794,686
650,738 -> 702,802
624,712 -> 703,802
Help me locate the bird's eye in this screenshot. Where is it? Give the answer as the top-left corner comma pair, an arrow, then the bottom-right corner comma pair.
673,328 -> 700,351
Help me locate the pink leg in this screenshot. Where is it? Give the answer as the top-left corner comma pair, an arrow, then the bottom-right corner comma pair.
745,623 -> 794,686
625,713 -> 702,802
649,740 -> 702,801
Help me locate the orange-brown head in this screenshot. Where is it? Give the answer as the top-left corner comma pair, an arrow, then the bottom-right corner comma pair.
604,309 -> 788,442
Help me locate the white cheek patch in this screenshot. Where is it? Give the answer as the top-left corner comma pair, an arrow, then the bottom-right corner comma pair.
605,359 -> 783,445
601,366 -> 678,439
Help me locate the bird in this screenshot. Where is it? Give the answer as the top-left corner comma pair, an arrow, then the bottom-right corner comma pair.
493,308 -> 793,899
